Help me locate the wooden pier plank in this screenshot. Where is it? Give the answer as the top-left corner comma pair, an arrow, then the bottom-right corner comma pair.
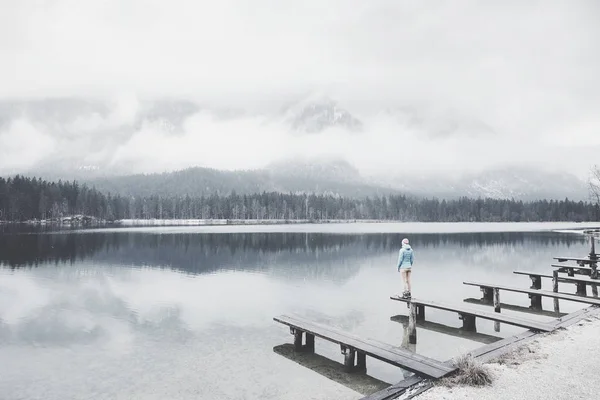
463,281 -> 600,306
550,263 -> 593,272
273,314 -> 454,379
390,296 -> 553,332
359,375 -> 429,400
514,270 -> 600,284
553,305 -> 600,329
554,256 -> 598,263
467,330 -> 538,363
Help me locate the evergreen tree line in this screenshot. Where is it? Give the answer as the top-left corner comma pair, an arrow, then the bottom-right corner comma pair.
1,175 -> 598,222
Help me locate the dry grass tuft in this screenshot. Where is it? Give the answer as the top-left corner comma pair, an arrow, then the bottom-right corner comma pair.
438,354 -> 493,387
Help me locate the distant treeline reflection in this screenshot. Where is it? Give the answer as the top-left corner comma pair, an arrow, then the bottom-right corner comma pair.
0,231 -> 586,273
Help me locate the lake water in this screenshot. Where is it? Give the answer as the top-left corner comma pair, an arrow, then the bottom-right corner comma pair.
0,222 -> 596,400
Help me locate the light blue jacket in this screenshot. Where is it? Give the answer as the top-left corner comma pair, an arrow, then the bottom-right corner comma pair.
397,244 -> 414,270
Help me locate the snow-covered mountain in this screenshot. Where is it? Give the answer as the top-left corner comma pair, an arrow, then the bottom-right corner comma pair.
0,96 -> 592,201
280,95 -> 363,133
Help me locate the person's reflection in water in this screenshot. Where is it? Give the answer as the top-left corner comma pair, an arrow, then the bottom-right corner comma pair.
399,318 -> 417,380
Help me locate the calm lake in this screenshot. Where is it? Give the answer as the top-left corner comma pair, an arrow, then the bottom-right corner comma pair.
0,222 -> 597,400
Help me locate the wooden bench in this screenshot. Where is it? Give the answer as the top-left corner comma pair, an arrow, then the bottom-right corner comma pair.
550,263 -> 593,276
273,314 -> 455,378
390,296 -> 553,344
554,256 -> 598,264
463,281 -> 600,310
554,256 -> 599,278
514,270 -> 600,296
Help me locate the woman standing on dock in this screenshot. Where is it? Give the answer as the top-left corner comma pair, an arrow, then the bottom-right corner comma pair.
397,238 -> 414,298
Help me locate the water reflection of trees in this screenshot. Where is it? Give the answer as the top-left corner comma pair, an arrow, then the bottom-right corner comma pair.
0,231 -> 586,279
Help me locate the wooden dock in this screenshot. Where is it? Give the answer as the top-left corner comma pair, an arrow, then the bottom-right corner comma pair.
550,263 -> 593,276
273,314 -> 455,379
463,280 -> 600,308
513,269 -> 600,296
390,296 -> 553,344
275,234 -> 600,400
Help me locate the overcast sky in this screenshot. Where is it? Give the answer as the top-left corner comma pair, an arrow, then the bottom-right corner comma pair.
1,0 -> 599,179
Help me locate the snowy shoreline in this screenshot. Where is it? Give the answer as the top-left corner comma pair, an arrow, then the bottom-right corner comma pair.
113,218 -> 367,226
413,315 -> 600,400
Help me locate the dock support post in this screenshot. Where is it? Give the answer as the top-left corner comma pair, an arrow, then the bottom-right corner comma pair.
493,288 -> 500,332
592,284 -> 598,297
576,282 -> 587,296
459,313 -> 476,331
416,304 -> 425,321
552,270 -> 560,313
529,293 -> 542,310
341,346 -> 356,372
590,236 -> 598,279
408,302 -> 417,344
493,288 -> 500,313
530,275 -> 542,290
481,287 -> 494,304
356,351 -> 367,373
293,329 -> 304,351
305,333 -> 315,353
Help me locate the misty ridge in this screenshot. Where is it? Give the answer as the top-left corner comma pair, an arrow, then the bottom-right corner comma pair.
1,0 -> 599,203
0,97 -> 591,201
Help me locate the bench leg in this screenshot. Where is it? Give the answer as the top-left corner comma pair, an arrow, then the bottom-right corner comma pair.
552,270 -> 560,313
356,351 -> 367,373
341,346 -> 356,372
293,329 -> 304,351
529,294 -> 542,310
493,288 -> 501,332
481,287 -> 493,304
416,304 -> 425,321
408,302 -> 417,344
305,333 -> 315,353
576,282 -> 587,296
459,313 -> 476,331
531,275 -> 542,290
592,284 -> 598,298
493,288 -> 500,313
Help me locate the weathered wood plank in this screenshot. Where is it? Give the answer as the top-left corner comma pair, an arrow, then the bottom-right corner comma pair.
553,305 -> 600,329
359,375 -> 428,400
514,270 -> 600,285
390,296 -> 553,332
274,314 -> 454,378
462,281 -> 600,306
554,256 -> 599,264
550,263 -> 593,274
469,330 -> 539,363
